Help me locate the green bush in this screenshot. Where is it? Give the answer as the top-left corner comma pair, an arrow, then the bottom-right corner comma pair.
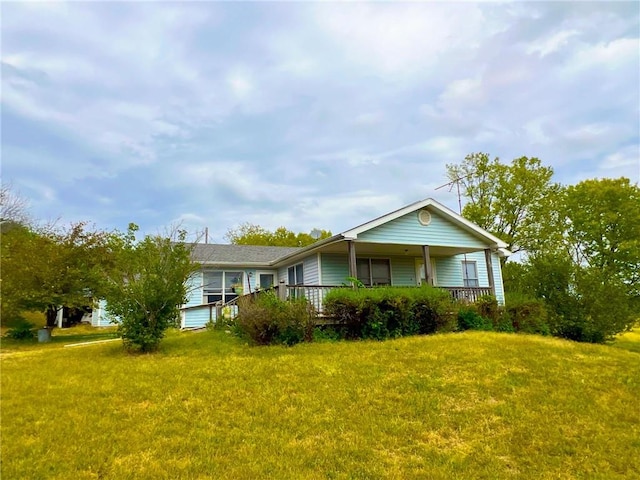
457,307 -> 493,331
324,286 -> 456,340
476,295 -> 499,325
312,326 -> 343,342
504,293 -> 550,336
495,310 -> 516,333
234,292 -> 315,346
5,319 -> 36,340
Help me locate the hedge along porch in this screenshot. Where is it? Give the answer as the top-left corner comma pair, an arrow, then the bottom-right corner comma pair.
180,198 -> 511,329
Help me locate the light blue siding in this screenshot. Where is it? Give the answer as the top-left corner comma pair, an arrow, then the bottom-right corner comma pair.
320,253 -> 417,286
358,209 -> 488,248
391,256 -> 417,286
184,272 -> 203,307
278,256 -> 318,285
183,306 -> 212,329
434,251 -> 504,304
434,256 -> 465,287
278,266 -> 288,285
492,252 -> 505,305
435,251 -> 488,287
320,254 -> 349,285
303,255 -> 320,285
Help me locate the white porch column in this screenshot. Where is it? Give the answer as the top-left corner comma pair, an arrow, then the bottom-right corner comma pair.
56,307 -> 64,328
422,245 -> 433,286
484,248 -> 496,296
347,240 -> 357,285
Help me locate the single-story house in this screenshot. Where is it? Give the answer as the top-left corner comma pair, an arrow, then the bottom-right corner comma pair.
179,197 -> 511,329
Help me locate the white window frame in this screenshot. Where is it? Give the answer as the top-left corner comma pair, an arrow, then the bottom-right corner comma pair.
287,263 -> 304,286
203,270 -> 244,303
462,261 -> 479,287
356,258 -> 391,286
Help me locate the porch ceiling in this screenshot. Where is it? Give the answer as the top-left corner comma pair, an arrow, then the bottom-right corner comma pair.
319,241 -> 484,257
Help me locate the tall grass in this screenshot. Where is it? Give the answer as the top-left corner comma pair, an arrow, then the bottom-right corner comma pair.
2,330 -> 639,479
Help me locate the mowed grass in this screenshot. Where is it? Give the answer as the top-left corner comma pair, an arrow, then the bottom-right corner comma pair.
2,330 -> 639,479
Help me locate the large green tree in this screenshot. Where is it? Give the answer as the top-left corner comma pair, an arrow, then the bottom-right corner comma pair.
1,222 -> 115,326
104,225 -> 198,352
563,177 -> 640,293
446,153 -> 558,255
225,223 -> 332,247
504,177 -> 640,342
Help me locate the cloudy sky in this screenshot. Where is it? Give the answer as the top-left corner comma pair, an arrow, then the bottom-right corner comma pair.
2,1 -> 639,241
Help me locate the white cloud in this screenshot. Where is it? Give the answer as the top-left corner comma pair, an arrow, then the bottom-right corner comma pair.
526,30 -> 579,57
2,2 -> 638,235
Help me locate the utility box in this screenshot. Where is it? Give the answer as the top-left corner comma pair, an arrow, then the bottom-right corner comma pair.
37,328 -> 52,343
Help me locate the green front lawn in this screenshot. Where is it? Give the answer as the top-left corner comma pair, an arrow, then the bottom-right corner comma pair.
2,330 -> 639,479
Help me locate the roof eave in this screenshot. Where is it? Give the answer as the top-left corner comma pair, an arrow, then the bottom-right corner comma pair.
270,234 -> 346,266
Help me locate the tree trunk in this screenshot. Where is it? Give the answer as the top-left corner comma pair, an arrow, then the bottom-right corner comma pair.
45,306 -> 58,327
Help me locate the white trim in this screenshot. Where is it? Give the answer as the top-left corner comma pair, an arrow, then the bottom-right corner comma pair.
254,271 -> 277,290
415,257 -> 437,286
317,253 -> 322,285
342,198 -> 508,249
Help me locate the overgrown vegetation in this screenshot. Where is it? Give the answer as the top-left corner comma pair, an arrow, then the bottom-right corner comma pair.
3,319 -> 37,340
449,155 -> 640,343
323,286 -> 457,340
234,292 -> 315,346
2,329 -> 638,479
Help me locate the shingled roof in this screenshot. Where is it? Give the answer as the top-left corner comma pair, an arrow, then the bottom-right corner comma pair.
189,243 -> 301,265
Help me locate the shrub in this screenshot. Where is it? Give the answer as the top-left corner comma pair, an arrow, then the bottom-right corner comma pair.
504,293 -> 549,336
5,319 -> 36,340
457,307 -> 493,331
476,295 -> 499,325
324,286 -> 456,340
312,326 -> 343,342
234,292 -> 316,346
495,310 -> 515,333
409,287 -> 457,334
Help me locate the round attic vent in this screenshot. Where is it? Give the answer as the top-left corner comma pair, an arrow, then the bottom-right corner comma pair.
418,209 -> 432,226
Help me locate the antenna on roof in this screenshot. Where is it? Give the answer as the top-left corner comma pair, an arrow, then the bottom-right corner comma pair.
435,172 -> 474,215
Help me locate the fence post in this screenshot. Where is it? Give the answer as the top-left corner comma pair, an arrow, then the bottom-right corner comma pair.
278,280 -> 287,301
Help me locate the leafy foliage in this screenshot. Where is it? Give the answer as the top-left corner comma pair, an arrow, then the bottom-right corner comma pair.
104,225 -> 198,352
446,153 -> 558,255
225,222 -> 332,247
0,222 -> 116,327
457,307 -> 493,331
234,291 -> 316,346
323,286 -> 456,340
4,319 -> 37,340
501,177 -> 640,342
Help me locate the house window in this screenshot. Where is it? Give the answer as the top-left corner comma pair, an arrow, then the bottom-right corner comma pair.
356,258 -> 391,286
462,261 -> 479,287
287,263 -> 304,285
203,271 -> 244,303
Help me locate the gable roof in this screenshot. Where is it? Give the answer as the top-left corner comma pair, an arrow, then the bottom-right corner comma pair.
342,197 -> 509,249
189,197 -> 510,267
190,244 -> 301,266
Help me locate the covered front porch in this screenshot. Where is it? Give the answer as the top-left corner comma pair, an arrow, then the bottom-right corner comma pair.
277,284 -> 494,316
273,238 -> 505,314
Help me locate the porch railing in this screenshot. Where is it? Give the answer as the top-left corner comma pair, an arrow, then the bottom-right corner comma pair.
441,287 -> 493,303
266,284 -> 494,315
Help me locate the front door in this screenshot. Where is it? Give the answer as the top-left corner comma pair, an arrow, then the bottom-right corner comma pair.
415,258 -> 437,286
256,272 -> 275,290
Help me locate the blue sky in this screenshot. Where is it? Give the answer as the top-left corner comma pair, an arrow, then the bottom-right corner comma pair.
2,1 -> 639,242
